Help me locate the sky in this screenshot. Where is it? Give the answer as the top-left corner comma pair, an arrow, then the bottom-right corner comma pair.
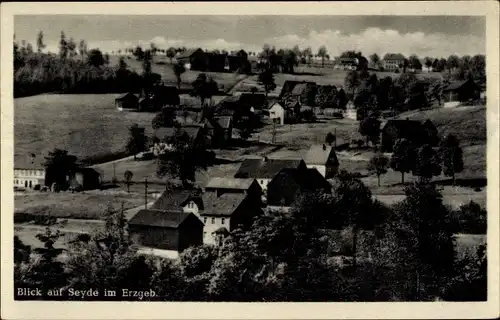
14,15 -> 486,58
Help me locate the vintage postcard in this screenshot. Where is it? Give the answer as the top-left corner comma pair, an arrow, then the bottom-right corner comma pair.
1,1 -> 499,319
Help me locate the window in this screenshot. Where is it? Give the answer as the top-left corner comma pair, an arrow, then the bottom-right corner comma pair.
260,180 -> 264,184
203,232 -> 206,238
203,217 -> 207,224
15,179 -> 18,185
221,218 -> 225,225
211,217 -> 215,224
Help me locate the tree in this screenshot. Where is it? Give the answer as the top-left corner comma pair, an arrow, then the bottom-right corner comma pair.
390,182 -> 456,299
86,49 -> 105,67
258,68 -> 276,98
325,132 -> 336,146
126,124 -> 148,160
358,115 -> 381,146
133,46 -> 145,61
36,31 -> 46,53
156,127 -> 208,186
317,46 -> 328,67
44,149 -> 78,190
408,54 -> 422,71
344,70 -> 361,97
152,107 -> 177,129
23,228 -> 68,295
413,144 -> 442,181
166,47 -> 177,63
368,153 -> 389,187
390,138 -> 416,184
191,73 -> 219,108
303,47 -> 313,66
237,123 -> 253,141
14,236 -> 32,265
124,170 -> 133,193
439,134 -> 464,186
335,88 -> 348,109
59,31 -> 68,59
67,38 -> 77,58
78,39 -> 87,59
173,63 -> 186,90
424,57 -> 433,70
446,55 -> 460,75
369,53 -> 380,69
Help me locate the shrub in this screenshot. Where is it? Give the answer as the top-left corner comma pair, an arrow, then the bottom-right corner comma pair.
452,201 -> 486,234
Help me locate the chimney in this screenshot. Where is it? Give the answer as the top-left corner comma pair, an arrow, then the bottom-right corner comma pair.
322,144 -> 326,151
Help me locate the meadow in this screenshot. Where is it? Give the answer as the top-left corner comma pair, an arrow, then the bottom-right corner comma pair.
109,55 -> 246,92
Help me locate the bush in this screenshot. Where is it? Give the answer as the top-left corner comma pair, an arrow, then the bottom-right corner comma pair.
452,201 -> 486,234
14,212 -> 57,225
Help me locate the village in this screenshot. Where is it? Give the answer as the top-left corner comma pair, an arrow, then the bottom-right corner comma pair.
12,15 -> 489,302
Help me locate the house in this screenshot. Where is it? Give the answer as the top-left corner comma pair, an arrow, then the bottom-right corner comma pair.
224,50 -> 249,72
128,210 -> 204,252
68,168 -> 102,191
304,144 -> 339,179
153,126 -> 203,156
234,157 -> 308,192
200,192 -> 263,245
290,82 -> 317,107
197,117 -> 225,148
268,102 -> 287,125
442,79 -> 480,107
333,57 -> 358,70
266,168 -> 332,208
115,92 -> 139,111
382,53 -> 406,71
279,80 -> 315,99
149,187 -> 204,217
204,177 -> 262,202
175,48 -> 207,71
14,166 -> 45,190
216,93 -> 267,124
381,118 -> 440,152
343,100 -> 358,120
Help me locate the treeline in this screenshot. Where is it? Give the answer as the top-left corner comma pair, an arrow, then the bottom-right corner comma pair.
14,31 -> 143,97
14,173 -> 486,302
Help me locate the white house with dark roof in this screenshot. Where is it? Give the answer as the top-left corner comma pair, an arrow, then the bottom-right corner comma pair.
14,155 -> 46,190
304,144 -> 339,179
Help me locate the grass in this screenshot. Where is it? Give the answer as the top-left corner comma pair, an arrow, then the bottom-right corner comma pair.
110,55 -> 246,92
14,94 -> 157,166
14,191 -> 146,220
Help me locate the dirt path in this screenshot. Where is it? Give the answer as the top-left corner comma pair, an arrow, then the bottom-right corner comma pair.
225,74 -> 250,94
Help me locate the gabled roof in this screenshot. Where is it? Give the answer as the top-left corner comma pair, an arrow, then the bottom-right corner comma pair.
176,48 -> 203,59
268,168 -> 332,196
128,209 -> 196,228
279,80 -> 315,98
150,188 -> 203,211
115,92 -> 139,101
200,192 -> 247,217
215,116 -> 233,129
205,177 -> 256,190
383,53 -> 406,61
304,144 -> 339,166
234,158 -> 305,179
154,126 -> 201,142
443,79 -> 475,91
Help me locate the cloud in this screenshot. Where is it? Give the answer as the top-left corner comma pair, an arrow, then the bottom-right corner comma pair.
41,27 -> 485,58
264,27 -> 486,58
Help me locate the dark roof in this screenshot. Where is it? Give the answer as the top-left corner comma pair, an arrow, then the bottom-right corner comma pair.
176,48 -> 203,59
218,93 -> 267,110
443,79 -> 475,91
291,83 -> 309,95
154,126 -> 201,142
382,119 -> 428,137
383,53 -> 406,61
115,92 -> 139,101
205,177 -> 256,190
150,188 -> 203,211
267,168 -> 332,203
279,80 -> 315,98
75,167 -> 102,177
304,144 -> 339,166
128,209 -> 194,228
200,192 -> 247,217
234,158 -> 306,179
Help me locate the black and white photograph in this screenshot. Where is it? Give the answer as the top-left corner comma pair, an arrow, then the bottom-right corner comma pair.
1,1 -> 499,319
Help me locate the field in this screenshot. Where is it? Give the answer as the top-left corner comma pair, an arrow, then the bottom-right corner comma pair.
109,55 -> 246,92
14,93 -> 230,167
14,190 -> 147,220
